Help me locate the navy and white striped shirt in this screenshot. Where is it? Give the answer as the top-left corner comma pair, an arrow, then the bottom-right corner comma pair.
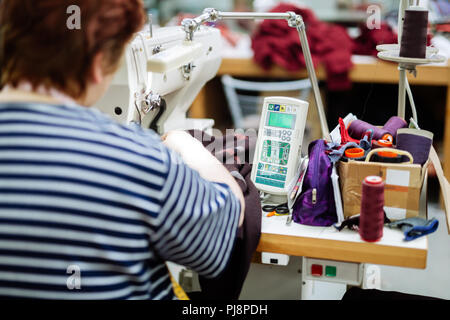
0,102 -> 240,300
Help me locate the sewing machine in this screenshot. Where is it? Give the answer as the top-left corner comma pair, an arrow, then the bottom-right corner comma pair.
95,9 -> 330,140
94,23 -> 222,134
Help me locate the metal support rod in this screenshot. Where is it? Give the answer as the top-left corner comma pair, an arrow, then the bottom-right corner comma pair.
181,9 -> 331,140
296,25 -> 330,140
398,66 -> 407,119
148,13 -> 153,38
217,11 -> 291,20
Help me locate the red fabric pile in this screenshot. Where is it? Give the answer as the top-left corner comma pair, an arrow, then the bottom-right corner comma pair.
353,22 -> 432,57
353,22 -> 398,56
251,3 -> 354,91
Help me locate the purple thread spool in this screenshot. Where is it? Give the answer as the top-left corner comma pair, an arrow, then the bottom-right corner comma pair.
396,128 -> 433,165
348,120 -> 390,141
400,7 -> 428,59
382,116 -> 408,140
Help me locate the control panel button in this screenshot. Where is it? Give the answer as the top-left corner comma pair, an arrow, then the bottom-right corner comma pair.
325,266 -> 337,277
311,264 -> 323,277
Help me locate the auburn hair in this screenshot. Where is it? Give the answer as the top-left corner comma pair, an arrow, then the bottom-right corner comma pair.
0,0 -> 145,98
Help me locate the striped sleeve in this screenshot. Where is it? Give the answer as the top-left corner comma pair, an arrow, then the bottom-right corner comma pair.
149,146 -> 241,279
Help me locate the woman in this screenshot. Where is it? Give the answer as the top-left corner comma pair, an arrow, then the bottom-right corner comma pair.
0,0 -> 245,299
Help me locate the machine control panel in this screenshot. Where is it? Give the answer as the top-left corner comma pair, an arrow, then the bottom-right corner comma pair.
303,257 -> 364,286
251,97 -> 309,195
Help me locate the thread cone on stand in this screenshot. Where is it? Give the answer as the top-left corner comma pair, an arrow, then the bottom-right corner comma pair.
399,7 -> 428,59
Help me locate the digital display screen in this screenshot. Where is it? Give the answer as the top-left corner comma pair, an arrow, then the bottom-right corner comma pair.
267,112 -> 295,129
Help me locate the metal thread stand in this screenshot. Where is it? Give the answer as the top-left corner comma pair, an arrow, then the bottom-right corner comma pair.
181,8 -> 331,141
378,0 -> 446,120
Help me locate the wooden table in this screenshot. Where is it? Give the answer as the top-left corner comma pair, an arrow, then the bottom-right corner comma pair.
258,214 -> 427,269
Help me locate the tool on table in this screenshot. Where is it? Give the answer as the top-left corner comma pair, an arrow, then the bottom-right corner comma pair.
289,158 -> 309,201
388,217 -> 439,241
334,212 -> 391,232
263,203 -> 290,217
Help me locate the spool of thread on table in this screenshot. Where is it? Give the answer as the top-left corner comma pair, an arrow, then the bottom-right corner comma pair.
348,120 -> 390,141
359,176 -> 385,242
382,116 -> 408,140
396,128 -> 433,165
372,139 -> 393,149
399,6 -> 428,59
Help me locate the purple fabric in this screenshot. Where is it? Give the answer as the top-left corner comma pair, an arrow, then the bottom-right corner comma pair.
293,139 -> 337,226
396,132 -> 433,165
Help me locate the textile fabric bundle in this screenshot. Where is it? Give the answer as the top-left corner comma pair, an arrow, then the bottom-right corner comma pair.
353,21 -> 431,57
251,4 -> 354,91
187,130 -> 261,300
353,22 -> 398,56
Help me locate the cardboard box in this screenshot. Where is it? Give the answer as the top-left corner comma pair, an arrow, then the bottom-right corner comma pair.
338,160 -> 429,220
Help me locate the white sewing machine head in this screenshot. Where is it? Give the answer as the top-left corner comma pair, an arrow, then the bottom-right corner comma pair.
94,24 -> 222,134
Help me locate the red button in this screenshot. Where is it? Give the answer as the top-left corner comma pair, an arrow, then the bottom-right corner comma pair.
311,264 -> 323,277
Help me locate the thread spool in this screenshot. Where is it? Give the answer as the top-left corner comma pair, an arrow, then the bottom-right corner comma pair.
382,116 -> 408,140
382,134 -> 394,143
371,150 -> 403,163
342,147 -> 366,162
396,128 -> 433,165
360,176 -> 385,242
365,147 -> 414,164
348,120 -> 390,141
399,6 -> 428,59
372,139 -> 393,149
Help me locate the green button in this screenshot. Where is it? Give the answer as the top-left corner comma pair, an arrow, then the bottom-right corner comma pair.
325,266 -> 336,277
